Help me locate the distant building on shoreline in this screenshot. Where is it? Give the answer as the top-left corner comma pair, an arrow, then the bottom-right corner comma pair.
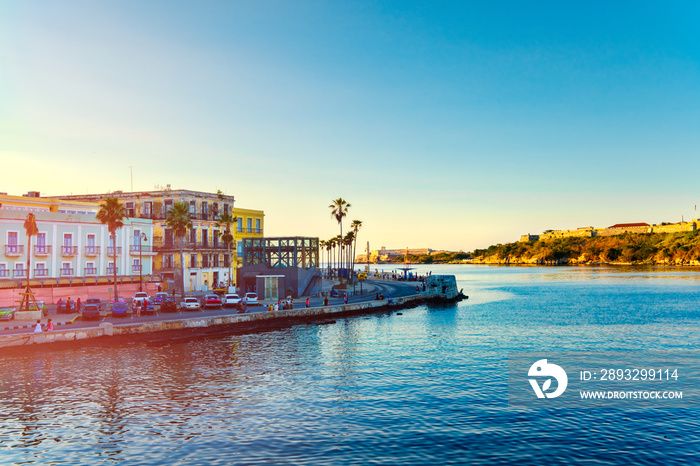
520,220 -> 700,242
356,247 -> 433,263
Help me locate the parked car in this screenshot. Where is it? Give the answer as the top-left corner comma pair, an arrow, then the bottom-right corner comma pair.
203,294 -> 222,309
112,298 -> 128,317
160,297 -> 178,313
244,293 -> 258,305
223,294 -> 241,307
141,299 -> 156,315
153,292 -> 169,305
85,298 -> 102,311
82,304 -> 101,320
180,297 -> 201,311
132,292 -> 149,305
0,308 -> 15,321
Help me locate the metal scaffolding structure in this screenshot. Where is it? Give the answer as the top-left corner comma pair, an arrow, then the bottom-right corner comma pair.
243,237 -> 319,269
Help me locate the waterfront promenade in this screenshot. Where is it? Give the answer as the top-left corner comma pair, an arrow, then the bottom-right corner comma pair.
0,279 -> 432,346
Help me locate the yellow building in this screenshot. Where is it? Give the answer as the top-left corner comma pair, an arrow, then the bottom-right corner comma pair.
56,189 -> 255,293
233,207 -> 265,268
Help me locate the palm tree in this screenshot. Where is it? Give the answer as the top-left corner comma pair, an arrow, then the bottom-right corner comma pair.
97,197 -> 127,301
329,198 -> 350,281
319,240 -> 327,276
350,219 -> 362,278
165,201 -> 193,300
215,212 -> 237,288
343,231 -> 354,278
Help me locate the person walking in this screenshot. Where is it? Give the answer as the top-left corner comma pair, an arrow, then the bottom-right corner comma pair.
47,319 -> 54,331
76,297 -> 81,313
323,296 -> 329,306
343,293 -> 348,305
305,297 -> 310,308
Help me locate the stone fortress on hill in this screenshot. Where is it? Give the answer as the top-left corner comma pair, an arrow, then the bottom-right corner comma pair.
520,219 -> 700,242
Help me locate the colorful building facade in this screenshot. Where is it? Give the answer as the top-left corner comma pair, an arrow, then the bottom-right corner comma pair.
58,189 -> 263,293
0,193 -> 155,288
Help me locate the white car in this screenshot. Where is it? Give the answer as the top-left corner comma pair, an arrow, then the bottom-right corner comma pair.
223,294 -> 241,307
132,292 -> 149,305
180,297 -> 201,311
244,292 -> 258,305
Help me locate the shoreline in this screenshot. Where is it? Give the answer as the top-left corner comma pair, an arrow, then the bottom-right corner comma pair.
0,288 -> 466,350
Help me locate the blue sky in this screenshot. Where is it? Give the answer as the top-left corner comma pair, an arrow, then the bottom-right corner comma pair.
2,1 -> 699,251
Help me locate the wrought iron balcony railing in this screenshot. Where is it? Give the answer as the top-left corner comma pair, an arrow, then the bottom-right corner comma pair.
34,245 -> 52,255
84,246 -> 101,255
5,245 -> 23,255
61,246 -> 78,256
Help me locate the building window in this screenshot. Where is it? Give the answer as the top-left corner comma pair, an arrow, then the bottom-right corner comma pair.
0,264 -> 8,278
256,219 -> 261,234
202,229 -> 208,247
247,218 -> 252,233
60,262 -> 73,276
223,203 -> 229,215
7,232 -> 20,254
237,241 -> 243,256
14,263 -> 25,277
190,254 -> 197,268
213,230 -> 219,247
143,201 -> 152,218
85,262 -> 97,275
132,259 -> 141,273
237,217 -> 243,233
164,199 -> 173,217
63,233 -> 75,255
107,262 -> 117,275
163,254 -> 174,268
213,254 -> 220,267
201,201 -> 208,220
125,202 -> 135,217
35,232 -> 49,254
34,263 -> 48,277
190,228 -> 197,245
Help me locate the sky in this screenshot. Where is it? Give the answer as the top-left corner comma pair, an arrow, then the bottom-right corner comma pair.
2,1 -> 700,252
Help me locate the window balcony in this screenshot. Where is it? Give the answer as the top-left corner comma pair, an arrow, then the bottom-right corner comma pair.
107,267 -> 118,275
0,269 -> 9,278
61,246 -> 78,256
34,268 -> 49,277
85,245 -> 101,256
60,268 -> 74,277
132,264 -> 142,273
5,245 -> 23,256
34,245 -> 52,256
85,267 -> 97,275
13,269 -> 26,278
106,247 -> 122,256
130,244 -> 154,255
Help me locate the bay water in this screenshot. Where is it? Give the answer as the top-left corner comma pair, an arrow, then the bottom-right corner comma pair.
1,264 -> 699,465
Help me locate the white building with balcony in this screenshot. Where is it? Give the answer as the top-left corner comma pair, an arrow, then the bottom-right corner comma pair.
0,193 -> 155,288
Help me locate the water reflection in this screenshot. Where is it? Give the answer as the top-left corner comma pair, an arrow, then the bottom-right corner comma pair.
0,266 -> 699,464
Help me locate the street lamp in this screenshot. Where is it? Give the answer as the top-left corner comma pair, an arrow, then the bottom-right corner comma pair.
139,232 -> 148,292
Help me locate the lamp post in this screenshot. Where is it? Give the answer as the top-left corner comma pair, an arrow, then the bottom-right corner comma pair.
139,232 -> 148,292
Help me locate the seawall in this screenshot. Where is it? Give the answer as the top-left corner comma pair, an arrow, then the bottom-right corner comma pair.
0,292 -> 457,349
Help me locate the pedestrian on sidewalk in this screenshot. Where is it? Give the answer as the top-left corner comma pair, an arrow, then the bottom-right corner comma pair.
323,296 -> 329,306
76,297 -> 81,313
34,320 -> 43,333
305,297 -> 310,308
47,319 -> 54,331
343,293 -> 348,304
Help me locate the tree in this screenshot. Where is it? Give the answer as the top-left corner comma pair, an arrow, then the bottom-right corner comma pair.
18,213 -> 40,312
97,197 -> 127,301
350,219 -> 362,278
215,212 -> 237,288
343,232 -> 354,277
165,201 -> 193,299
329,198 -> 350,281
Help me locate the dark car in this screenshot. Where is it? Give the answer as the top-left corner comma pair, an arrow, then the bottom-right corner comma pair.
85,297 -> 102,311
141,299 -> 156,315
160,297 -> 177,313
112,299 -> 128,317
82,304 -> 101,320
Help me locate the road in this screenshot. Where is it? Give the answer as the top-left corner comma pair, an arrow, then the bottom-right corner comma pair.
0,279 -> 422,336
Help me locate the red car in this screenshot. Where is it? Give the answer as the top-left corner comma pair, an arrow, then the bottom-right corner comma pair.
203,294 -> 222,309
